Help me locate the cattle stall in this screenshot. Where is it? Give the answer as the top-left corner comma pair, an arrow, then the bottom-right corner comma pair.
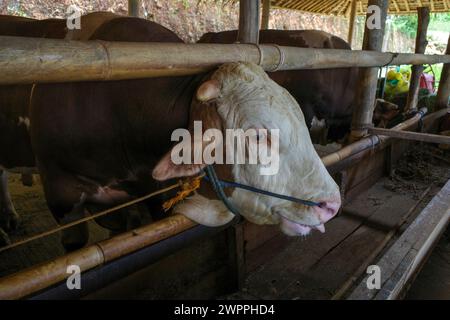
0,0 -> 449,300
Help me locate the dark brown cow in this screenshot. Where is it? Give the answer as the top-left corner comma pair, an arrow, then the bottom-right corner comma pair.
30,17 -> 198,251
0,15 -> 67,245
0,13 -> 119,245
198,30 -> 358,141
30,18 -> 341,251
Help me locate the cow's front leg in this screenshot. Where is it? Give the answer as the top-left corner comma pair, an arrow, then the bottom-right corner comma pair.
0,227 -> 10,246
0,170 -> 20,231
50,193 -> 89,253
21,172 -> 34,187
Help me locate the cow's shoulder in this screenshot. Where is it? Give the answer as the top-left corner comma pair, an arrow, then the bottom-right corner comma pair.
89,17 -> 183,43
197,30 -> 237,43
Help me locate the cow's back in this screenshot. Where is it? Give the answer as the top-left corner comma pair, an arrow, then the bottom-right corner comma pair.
31,17 -> 198,184
0,15 -> 67,38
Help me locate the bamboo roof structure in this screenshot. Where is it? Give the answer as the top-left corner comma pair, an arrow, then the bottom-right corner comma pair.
271,0 -> 450,16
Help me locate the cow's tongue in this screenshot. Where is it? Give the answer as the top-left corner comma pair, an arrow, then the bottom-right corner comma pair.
315,224 -> 326,233
280,217 -> 325,235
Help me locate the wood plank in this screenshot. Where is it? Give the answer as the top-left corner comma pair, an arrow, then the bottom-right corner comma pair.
278,187 -> 418,299
245,232 -> 291,273
240,179 -> 413,299
331,186 -> 431,299
227,222 -> 246,290
348,179 -> 450,300
368,127 -> 450,145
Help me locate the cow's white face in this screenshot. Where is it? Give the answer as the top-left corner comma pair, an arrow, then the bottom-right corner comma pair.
153,62 -> 341,236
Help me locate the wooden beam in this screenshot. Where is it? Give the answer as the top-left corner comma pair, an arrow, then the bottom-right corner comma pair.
436,35 -> 450,109
0,214 -> 196,299
405,7 -> 430,113
348,0 -> 358,46
350,0 -> 389,141
261,0 -> 271,30
237,0 -> 260,44
348,179 -> 450,300
368,127 -> 450,144
128,0 -> 140,17
1,36 -> 450,85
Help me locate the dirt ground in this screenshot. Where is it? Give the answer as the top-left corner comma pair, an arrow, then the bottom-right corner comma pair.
0,174 -> 109,278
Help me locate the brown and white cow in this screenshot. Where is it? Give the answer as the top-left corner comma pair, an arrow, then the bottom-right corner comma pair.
30,18 -> 340,251
0,12 -> 120,245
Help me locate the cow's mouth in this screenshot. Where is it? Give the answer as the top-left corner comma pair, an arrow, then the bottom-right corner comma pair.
279,216 -> 325,236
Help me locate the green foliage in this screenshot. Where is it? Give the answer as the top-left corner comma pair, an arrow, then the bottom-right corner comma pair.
429,12 -> 450,32
391,15 -> 417,38
390,13 -> 450,38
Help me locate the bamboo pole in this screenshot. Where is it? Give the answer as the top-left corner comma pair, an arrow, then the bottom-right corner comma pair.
0,214 -> 196,300
261,0 -> 271,30
436,35 -> 450,109
237,0 -> 260,44
347,0 -> 357,46
128,0 -> 140,17
405,7 -> 430,113
1,36 -> 450,85
350,0 -> 389,142
368,127 -> 450,144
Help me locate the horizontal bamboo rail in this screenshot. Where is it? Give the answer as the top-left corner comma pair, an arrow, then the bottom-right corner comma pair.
368,127 -> 450,144
1,36 -> 450,84
0,215 -> 196,300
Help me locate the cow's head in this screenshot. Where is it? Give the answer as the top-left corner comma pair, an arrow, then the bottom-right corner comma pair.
153,62 -> 341,236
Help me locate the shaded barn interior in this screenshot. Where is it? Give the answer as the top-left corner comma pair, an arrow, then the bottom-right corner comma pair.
0,0 -> 449,300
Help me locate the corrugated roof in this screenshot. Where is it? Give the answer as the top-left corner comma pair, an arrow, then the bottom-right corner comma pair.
271,0 -> 450,16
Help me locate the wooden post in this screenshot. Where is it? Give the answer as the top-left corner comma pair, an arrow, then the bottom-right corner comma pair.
405,7 -> 430,113
237,0 -> 260,44
128,0 -> 140,17
350,0 -> 389,141
261,0 -> 271,30
347,0 -> 357,47
436,35 -> 450,109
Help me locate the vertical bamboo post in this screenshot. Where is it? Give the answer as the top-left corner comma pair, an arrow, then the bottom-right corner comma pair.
436,35 -> 450,109
350,0 -> 389,141
237,0 -> 260,44
405,7 -> 430,113
261,0 -> 271,30
128,0 -> 140,17
347,0 -> 358,47
233,1 -> 260,294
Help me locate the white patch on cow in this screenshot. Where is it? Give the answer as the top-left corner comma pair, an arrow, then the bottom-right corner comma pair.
173,193 -> 234,227
90,185 -> 130,205
311,116 -> 326,129
18,117 -> 30,129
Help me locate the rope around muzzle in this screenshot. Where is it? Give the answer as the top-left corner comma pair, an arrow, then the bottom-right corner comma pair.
203,165 -> 321,214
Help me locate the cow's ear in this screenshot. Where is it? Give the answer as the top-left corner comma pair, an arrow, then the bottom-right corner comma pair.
152,146 -> 205,181
196,79 -> 220,102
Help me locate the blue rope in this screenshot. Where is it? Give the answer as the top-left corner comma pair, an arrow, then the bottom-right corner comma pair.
204,166 -> 320,209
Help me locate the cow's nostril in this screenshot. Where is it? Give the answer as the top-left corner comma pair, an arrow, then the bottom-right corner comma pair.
315,200 -> 340,223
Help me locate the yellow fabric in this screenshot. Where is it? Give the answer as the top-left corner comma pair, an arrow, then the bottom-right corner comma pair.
162,174 -> 204,212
